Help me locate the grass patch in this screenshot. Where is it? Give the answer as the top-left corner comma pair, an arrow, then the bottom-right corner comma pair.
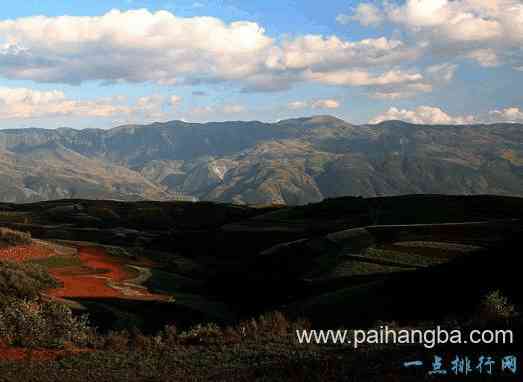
146,269 -> 203,293
0,211 -> 31,224
363,246 -> 449,267
28,255 -> 83,269
329,259 -> 408,277
145,269 -> 233,321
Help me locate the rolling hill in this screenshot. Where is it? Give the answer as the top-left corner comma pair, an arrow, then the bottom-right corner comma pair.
1,116 -> 522,204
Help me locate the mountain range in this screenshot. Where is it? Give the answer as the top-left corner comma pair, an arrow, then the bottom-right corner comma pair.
1,115 -> 522,204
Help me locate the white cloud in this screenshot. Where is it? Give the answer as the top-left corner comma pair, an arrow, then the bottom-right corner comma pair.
135,95 -> 166,118
0,10 -> 426,95
306,69 -> 423,87
269,36 -> 417,71
489,107 -> 523,123
311,99 -> 340,109
370,84 -> 432,100
466,49 -> 500,67
0,5 -> 515,104
370,106 -> 476,124
287,101 -> 309,110
0,9 -> 274,86
0,86 -> 172,120
371,105 -> 523,124
189,103 -> 246,117
170,95 -> 182,109
287,99 -> 341,110
385,0 -> 523,67
388,0 -> 504,41
222,104 -> 246,113
337,3 -> 384,27
425,63 -> 457,82
335,14 -> 352,25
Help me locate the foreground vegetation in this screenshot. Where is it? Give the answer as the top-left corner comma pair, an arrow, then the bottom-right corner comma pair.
0,197 -> 521,380
0,292 -> 519,381
0,227 -> 31,247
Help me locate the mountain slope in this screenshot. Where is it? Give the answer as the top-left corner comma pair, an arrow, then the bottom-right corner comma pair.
0,117 -> 522,204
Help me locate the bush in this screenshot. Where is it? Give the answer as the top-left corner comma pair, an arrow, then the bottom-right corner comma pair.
159,312 -> 310,346
178,323 -> 222,344
0,228 -> 31,246
478,290 -> 518,322
237,311 -> 303,339
0,261 -> 58,300
0,299 -> 92,348
103,330 -> 130,351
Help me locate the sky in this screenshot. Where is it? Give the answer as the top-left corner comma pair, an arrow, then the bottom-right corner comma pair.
0,0 -> 522,129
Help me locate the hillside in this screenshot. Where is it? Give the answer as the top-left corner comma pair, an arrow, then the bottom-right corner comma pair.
0,195 -> 522,379
1,117 -> 523,204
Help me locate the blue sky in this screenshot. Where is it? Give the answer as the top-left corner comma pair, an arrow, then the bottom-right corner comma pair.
0,0 -> 522,129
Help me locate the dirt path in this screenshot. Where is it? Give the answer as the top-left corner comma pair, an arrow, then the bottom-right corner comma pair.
47,247 -> 166,301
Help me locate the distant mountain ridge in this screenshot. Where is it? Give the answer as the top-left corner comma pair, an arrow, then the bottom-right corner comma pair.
1,116 -> 522,204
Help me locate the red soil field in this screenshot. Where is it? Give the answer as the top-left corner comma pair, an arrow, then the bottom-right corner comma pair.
47,247 -> 165,300
0,341 -> 89,361
0,245 -> 164,361
0,244 -> 54,262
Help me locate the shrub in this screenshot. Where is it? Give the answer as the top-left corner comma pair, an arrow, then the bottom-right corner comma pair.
0,299 -> 92,348
103,330 -> 130,351
162,324 -> 178,345
162,311 -> 310,346
239,311 -> 293,338
0,261 -> 58,301
0,228 -> 31,246
178,323 -> 222,344
478,290 -> 518,322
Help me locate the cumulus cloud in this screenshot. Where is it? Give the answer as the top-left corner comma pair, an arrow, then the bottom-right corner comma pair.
306,69 -> 423,87
312,99 -> 340,109
489,107 -> 523,123
370,105 -> 523,125
0,87 -> 125,119
370,85 -> 431,100
370,106 -> 476,124
385,0 -> 523,67
0,4 -> 515,105
269,36 -> 418,71
0,86 -> 178,120
0,9 -> 428,95
369,63 -> 456,99
288,99 -> 341,110
0,9 -> 274,86
466,49 -> 500,67
337,3 -> 384,26
134,95 -> 166,118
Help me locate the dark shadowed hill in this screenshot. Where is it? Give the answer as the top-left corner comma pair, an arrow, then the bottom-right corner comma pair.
1,116 -> 522,204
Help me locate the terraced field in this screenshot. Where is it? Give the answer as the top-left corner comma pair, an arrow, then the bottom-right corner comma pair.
47,247 -> 167,301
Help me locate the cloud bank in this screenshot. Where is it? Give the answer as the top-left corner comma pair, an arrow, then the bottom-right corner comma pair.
0,87 -> 179,120
370,106 -> 523,125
